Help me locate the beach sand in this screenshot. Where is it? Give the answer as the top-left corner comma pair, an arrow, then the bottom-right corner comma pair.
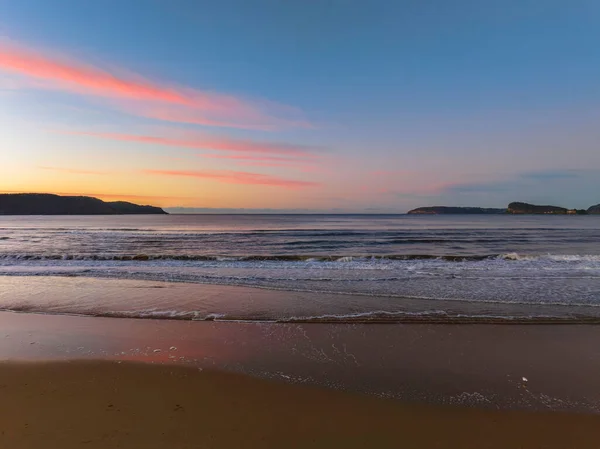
1,360 -> 600,449
1,278 -> 600,448
2,308 -> 600,412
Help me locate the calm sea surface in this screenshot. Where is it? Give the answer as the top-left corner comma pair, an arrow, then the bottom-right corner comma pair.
1,214 -> 600,322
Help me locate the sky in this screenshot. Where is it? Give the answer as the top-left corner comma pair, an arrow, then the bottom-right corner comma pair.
1,0 -> 600,213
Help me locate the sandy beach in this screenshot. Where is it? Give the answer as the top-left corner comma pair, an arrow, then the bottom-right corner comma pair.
1,280 -> 600,447
0,360 -> 599,449
2,298 -> 600,412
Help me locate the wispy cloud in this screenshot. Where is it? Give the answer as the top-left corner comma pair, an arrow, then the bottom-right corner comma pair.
198,153 -> 319,171
0,41 -> 309,130
143,169 -> 320,188
132,103 -> 311,130
38,166 -> 108,175
0,45 -> 187,103
201,154 -> 305,163
71,131 -> 319,157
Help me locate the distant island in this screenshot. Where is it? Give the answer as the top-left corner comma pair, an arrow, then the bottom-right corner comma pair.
408,202 -> 600,215
508,202 -> 571,215
587,203 -> 600,214
0,194 -> 168,215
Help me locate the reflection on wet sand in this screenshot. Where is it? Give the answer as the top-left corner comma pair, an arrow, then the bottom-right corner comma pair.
2,310 -> 600,413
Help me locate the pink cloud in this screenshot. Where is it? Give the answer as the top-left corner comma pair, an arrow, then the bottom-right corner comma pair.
234,161 -> 310,169
198,153 -> 319,171
73,131 -> 319,157
0,41 -> 309,130
0,45 -> 188,103
201,154 -> 306,163
143,169 -> 319,188
135,103 -> 312,130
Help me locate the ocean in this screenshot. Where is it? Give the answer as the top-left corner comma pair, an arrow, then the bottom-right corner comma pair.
1,214 -> 600,323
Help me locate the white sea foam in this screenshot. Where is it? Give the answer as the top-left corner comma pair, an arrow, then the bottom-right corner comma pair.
2,215 -> 600,319
500,253 -> 600,262
1,252 -> 600,308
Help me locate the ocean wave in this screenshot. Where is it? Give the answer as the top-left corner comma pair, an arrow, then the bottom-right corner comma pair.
2,250 -> 599,312
279,312 -> 600,324
0,253 -> 498,262
2,269 -> 599,309
1,305 -> 598,324
499,253 -> 600,262
2,252 -> 600,263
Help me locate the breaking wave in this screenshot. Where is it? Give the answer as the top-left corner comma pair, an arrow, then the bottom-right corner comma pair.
2,305 -> 599,324
1,252 -> 600,262
2,214 -> 600,322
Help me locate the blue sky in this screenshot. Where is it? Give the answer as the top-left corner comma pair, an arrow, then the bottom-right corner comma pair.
1,0 -> 599,211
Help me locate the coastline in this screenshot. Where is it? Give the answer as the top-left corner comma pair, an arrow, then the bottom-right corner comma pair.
2,360 -> 600,449
2,275 -> 600,447
2,275 -> 599,324
2,308 -> 600,413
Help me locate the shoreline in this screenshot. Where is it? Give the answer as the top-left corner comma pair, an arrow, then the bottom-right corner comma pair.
2,309 -> 600,413
0,273 -> 599,415
2,360 -> 600,448
4,308 -> 600,324
1,275 -> 599,324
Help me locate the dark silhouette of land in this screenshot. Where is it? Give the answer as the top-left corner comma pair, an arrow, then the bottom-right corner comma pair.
0,194 -> 167,215
408,202 -> 599,215
588,203 -> 600,214
507,202 -> 569,214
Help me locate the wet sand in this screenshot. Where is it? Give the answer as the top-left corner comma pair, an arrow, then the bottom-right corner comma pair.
2,275 -> 600,323
1,274 -> 600,446
1,360 -> 600,449
2,310 -> 600,412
